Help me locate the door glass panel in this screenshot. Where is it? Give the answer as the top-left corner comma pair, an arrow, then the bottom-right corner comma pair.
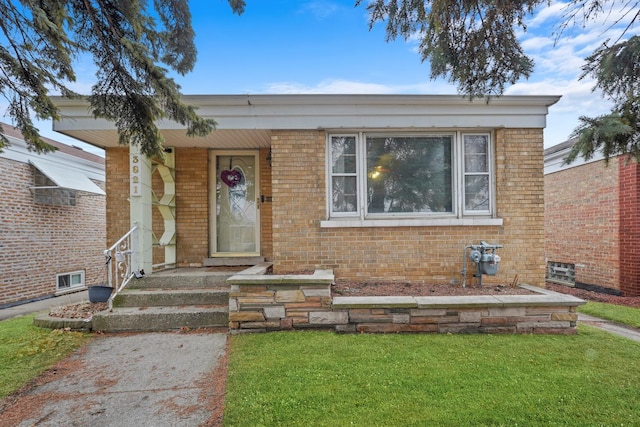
216,155 -> 256,253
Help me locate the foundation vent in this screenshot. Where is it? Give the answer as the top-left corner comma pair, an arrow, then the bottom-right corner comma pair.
547,261 -> 575,286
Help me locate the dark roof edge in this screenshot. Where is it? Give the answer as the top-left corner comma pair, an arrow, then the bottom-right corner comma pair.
544,138 -> 577,157
1,122 -> 104,165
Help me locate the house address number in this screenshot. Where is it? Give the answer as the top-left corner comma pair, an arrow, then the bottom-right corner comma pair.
130,154 -> 141,197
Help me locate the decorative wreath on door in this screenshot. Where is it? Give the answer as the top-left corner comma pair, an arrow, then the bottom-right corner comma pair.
221,169 -> 243,188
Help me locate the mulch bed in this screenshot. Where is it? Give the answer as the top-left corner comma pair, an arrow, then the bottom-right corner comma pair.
545,282 -> 640,308
331,281 -> 534,297
48,302 -> 108,319
332,281 -> 640,308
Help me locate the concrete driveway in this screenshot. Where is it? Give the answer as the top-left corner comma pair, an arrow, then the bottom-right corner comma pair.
1,332 -> 227,427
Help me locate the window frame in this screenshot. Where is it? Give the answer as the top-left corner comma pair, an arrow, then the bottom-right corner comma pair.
462,133 -> 493,216
363,133 -> 456,218
56,270 -> 85,292
326,131 -> 496,225
328,134 -> 361,217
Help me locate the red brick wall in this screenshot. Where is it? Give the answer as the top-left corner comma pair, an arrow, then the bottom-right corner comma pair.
105,148 -> 130,246
619,158 -> 640,296
545,158 -> 621,291
495,129 -> 546,287
270,129 -> 546,287
260,148 -> 273,261
175,148 -> 209,266
0,157 -> 106,306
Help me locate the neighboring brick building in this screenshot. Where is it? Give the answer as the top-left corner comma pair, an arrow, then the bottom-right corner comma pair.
52,94 -> 559,289
0,124 -> 106,306
545,139 -> 640,296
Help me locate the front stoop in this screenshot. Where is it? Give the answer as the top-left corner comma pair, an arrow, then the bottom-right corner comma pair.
92,271 -> 231,332
92,306 -> 228,332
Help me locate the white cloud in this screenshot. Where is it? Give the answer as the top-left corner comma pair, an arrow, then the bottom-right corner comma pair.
507,76 -> 614,146
263,78 -> 455,95
520,36 -> 554,51
298,1 -> 340,19
507,76 -> 608,111
527,1 -> 568,29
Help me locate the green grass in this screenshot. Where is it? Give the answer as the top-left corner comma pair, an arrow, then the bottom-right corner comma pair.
0,315 -> 90,398
224,327 -> 640,426
578,301 -> 640,329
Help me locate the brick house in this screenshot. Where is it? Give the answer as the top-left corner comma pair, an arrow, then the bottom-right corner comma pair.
51,94 -> 559,289
0,124 -> 106,306
545,139 -> 640,296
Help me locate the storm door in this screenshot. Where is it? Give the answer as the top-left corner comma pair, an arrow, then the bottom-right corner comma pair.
209,151 -> 260,256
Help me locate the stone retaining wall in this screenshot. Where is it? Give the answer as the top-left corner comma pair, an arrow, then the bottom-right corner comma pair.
227,269 -> 585,334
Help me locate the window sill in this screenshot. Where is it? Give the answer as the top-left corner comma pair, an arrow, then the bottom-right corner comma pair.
320,217 -> 503,228
55,286 -> 87,296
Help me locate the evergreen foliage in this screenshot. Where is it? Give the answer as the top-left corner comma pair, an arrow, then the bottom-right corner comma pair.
567,35 -> 640,163
358,0 -> 539,98
357,0 -> 640,162
0,0 -> 245,158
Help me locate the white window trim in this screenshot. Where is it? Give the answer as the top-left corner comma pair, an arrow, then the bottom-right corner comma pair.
55,270 -> 86,295
324,131 -> 499,227
462,133 -> 494,216
320,217 -> 503,228
328,134 -> 361,217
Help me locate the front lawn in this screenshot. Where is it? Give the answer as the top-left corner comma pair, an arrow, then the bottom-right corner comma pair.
0,315 -> 90,399
578,301 -> 640,329
225,327 -> 640,426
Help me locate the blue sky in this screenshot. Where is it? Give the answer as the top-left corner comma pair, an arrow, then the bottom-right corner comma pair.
27,0 -> 640,155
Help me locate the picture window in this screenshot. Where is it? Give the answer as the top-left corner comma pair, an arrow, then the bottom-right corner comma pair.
328,132 -> 493,220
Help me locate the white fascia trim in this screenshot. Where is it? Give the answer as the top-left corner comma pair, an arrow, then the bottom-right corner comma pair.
52,94 -> 562,132
320,217 -> 503,228
544,147 -> 607,175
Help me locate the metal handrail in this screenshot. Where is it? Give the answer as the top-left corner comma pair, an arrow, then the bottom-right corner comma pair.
104,223 -> 140,311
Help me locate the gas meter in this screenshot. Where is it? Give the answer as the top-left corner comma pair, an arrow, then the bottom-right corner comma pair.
462,241 -> 502,287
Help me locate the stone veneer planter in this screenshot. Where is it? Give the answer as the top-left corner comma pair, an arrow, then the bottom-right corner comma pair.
227,267 -> 586,334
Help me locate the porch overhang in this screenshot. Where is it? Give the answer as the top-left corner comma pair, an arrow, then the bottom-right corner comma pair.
51,94 -> 561,150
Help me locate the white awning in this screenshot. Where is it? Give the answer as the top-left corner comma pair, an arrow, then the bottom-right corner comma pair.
29,158 -> 105,195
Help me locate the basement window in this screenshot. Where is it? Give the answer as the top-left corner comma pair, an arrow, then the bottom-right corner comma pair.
57,270 -> 85,291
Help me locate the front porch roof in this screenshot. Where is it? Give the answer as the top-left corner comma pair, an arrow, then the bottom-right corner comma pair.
52,94 -> 561,150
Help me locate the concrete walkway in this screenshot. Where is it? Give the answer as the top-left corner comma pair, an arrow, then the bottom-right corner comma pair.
0,332 -> 228,427
1,294 -> 228,426
578,313 -> 640,342
0,290 -> 88,321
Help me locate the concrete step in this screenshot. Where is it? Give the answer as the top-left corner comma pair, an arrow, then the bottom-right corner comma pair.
113,289 -> 229,308
128,273 -> 232,289
203,256 -> 264,267
92,306 -> 229,332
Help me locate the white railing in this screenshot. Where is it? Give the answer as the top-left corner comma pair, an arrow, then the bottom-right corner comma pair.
104,224 -> 140,311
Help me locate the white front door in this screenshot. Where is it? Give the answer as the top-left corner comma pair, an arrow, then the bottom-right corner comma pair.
209,151 -> 260,256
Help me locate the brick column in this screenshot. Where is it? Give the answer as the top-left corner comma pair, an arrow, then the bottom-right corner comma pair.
618,157 -> 640,296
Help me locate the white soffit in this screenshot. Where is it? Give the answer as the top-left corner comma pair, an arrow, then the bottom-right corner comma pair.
29,158 -> 106,195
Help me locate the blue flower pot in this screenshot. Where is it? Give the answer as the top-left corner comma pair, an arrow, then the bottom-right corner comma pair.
88,285 -> 113,303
